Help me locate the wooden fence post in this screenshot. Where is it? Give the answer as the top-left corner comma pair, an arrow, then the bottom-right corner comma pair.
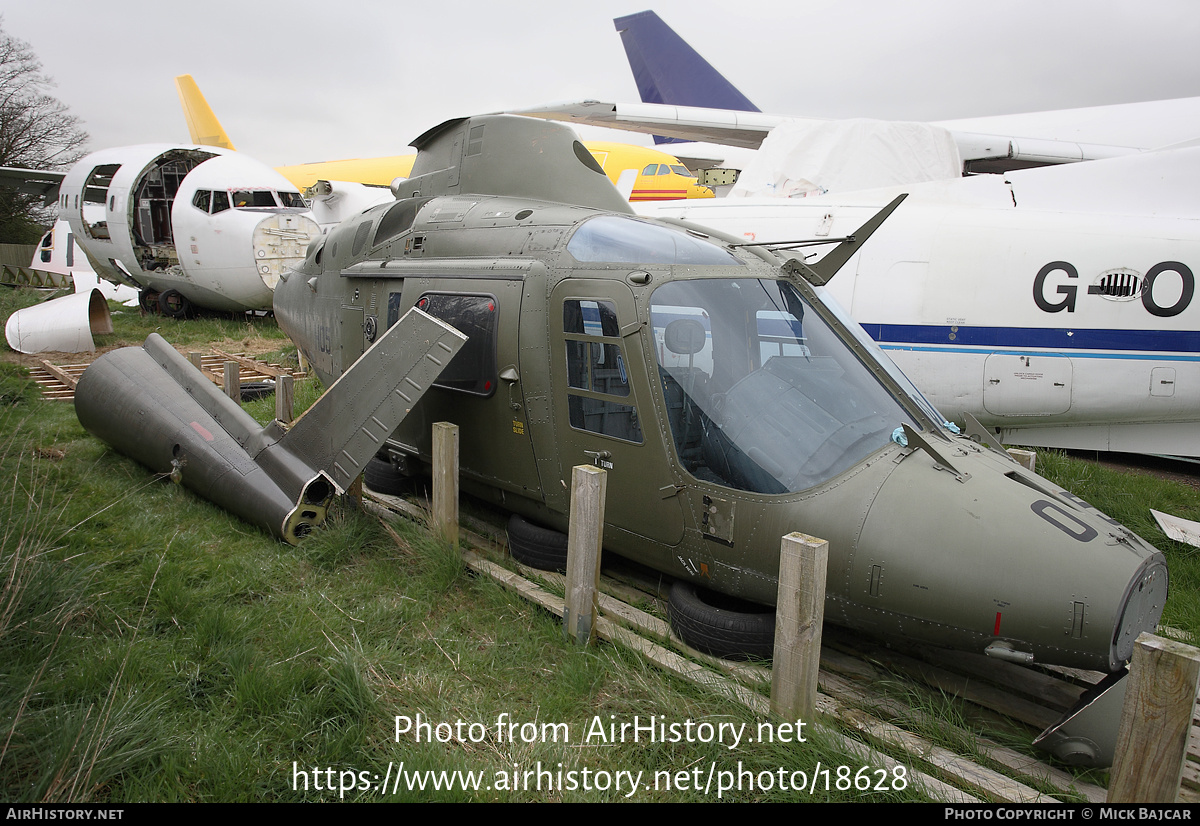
432,422 -> 459,547
564,465 -> 607,646
188,352 -> 203,371
275,374 -> 295,423
1007,448 -> 1036,472
1108,633 -> 1200,802
771,532 -> 829,722
223,361 -> 240,402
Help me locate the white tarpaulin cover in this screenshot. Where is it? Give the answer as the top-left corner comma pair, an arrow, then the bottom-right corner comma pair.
729,118 -> 963,198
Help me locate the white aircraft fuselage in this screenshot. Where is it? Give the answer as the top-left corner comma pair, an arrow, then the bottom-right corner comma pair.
56,144 -> 320,314
638,146 -> 1200,456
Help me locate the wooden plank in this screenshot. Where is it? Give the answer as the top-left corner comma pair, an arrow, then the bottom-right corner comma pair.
211,347 -> 293,378
818,669 -> 1107,803
835,705 -> 1056,803
38,360 -> 78,389
462,549 -> 565,619
593,618 -> 979,803
920,648 -> 1087,712
364,489 -> 1200,803
597,591 -> 672,642
829,637 -> 1064,731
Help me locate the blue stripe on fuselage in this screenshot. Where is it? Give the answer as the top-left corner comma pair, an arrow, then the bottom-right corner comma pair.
864,323 -> 1200,358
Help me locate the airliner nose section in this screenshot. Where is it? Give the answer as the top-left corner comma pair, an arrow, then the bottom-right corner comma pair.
252,213 -> 321,290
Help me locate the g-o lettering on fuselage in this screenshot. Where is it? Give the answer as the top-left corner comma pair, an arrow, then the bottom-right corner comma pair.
1033,261 -> 1195,317
1032,499 -> 1099,543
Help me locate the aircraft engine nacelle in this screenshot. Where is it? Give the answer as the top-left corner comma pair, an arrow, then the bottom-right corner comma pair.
74,311 -> 465,544
58,144 -> 319,314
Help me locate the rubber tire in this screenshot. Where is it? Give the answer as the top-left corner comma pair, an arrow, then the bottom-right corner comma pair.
363,455 -> 413,496
238,381 -> 275,402
667,581 -> 775,661
506,514 -> 569,572
138,289 -> 160,315
158,289 -> 192,319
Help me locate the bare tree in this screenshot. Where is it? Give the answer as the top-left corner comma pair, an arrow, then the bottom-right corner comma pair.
0,19 -> 88,243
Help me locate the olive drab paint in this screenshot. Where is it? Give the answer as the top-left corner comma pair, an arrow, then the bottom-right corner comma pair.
275,114 -> 1166,682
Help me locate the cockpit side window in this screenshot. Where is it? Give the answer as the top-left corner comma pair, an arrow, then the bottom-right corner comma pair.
277,191 -> 308,208
192,190 -> 211,213
563,299 -> 642,443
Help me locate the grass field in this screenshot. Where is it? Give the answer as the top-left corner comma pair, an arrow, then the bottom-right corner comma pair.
2,291 -> 1198,802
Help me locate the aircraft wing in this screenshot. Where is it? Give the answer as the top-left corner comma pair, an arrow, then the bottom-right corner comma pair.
0,166 -> 65,205
599,11 -> 1193,174
510,100 -> 788,149
509,100 -> 1147,174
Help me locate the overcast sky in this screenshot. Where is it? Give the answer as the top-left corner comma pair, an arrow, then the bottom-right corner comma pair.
3,0 -> 1197,167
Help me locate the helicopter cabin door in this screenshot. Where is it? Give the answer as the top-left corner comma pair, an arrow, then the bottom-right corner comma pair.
549,279 -> 684,547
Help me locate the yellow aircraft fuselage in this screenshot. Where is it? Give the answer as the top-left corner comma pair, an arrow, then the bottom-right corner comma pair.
176,75 -> 713,202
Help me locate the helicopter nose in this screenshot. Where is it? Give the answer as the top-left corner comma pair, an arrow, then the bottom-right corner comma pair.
1112,553 -> 1168,664
251,213 -> 321,290
852,447 -> 1168,672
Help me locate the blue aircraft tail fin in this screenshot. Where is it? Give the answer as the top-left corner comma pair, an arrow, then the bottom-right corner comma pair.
614,11 -> 760,115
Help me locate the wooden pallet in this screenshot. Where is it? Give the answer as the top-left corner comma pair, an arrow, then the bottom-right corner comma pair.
29,352 -> 306,402
0,265 -> 72,289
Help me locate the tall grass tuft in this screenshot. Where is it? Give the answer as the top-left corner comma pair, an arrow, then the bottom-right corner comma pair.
0,411 -> 172,801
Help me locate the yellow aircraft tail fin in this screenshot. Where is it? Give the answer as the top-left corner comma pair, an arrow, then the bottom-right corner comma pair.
175,75 -> 236,151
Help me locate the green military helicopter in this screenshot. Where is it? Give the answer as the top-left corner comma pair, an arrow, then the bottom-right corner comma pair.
78,114 -> 1167,766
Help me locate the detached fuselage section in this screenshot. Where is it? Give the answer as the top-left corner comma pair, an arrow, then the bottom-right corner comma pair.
57,144 -> 319,314
274,115 -> 1167,676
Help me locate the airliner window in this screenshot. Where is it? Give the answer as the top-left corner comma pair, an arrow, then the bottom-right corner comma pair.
211,191 -> 230,214
651,278 -> 913,493
192,190 -> 211,213
415,292 -> 498,397
564,299 -> 642,443
277,191 -> 308,208
232,190 -> 277,208
567,216 -> 743,266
